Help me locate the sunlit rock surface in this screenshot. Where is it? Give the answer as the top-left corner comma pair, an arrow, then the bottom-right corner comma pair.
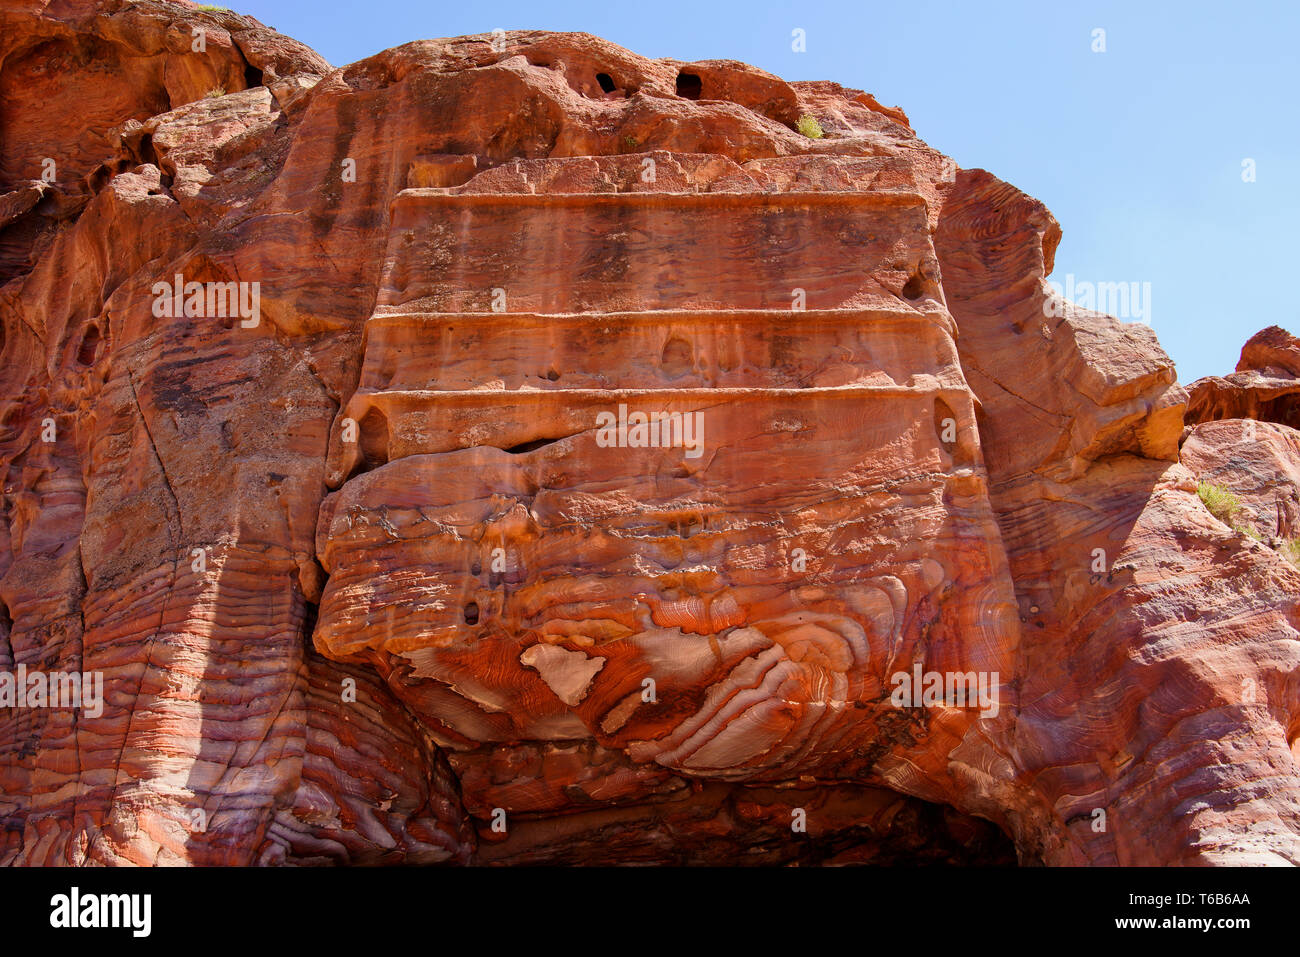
1,0 -> 1297,866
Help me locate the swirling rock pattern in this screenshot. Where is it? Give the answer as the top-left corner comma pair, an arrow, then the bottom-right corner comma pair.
1,0 -> 1297,865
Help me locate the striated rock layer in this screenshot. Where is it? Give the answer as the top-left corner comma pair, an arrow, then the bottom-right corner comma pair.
1,0 -> 1297,866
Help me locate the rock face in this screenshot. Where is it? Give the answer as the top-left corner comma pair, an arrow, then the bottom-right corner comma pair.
1187,326 -> 1300,431
1184,327 -> 1300,547
1,0 -> 1297,866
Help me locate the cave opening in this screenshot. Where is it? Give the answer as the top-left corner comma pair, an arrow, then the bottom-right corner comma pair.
596,72 -> 616,93
357,408 -> 390,470
77,324 -> 101,366
1257,393 -> 1300,431
676,72 -> 702,100
0,599 -> 12,669
504,436 -> 563,454
136,132 -> 160,167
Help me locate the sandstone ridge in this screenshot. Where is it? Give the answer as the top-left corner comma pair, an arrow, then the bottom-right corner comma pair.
1,0 -> 1297,866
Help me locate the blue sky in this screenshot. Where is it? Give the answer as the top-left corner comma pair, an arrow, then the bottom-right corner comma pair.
242,0 -> 1298,384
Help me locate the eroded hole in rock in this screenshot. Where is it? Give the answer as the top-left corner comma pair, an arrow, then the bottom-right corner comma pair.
1257,393 -> 1300,431
545,368 -> 560,381
596,72 -> 616,93
86,164 -> 111,193
244,61 -> 263,90
814,799 -> 1018,866
300,595 -> 319,646
676,72 -> 702,100
482,783 -> 1020,865
902,270 -> 926,301
933,397 -> 958,448
137,133 -> 160,167
505,436 -> 562,454
463,602 -> 480,625
356,407 -> 390,473
661,336 -> 694,378
135,134 -> 174,187
76,324 -> 100,366
0,599 -> 12,668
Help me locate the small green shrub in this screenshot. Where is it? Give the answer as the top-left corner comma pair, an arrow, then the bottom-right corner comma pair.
196,4 -> 229,10
205,87 -> 226,98
1197,481 -> 1242,524
1280,538 -> 1300,569
796,114 -> 824,139
1197,481 -> 1263,539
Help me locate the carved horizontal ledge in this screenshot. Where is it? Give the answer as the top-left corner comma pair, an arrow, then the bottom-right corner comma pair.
392,188 -> 929,211
355,308 -> 960,393
365,306 -> 956,334
377,187 -> 940,315
353,384 -> 964,405
324,383 -> 982,484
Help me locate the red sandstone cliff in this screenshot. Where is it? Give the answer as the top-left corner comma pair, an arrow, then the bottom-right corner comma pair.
1,0 -> 1297,866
